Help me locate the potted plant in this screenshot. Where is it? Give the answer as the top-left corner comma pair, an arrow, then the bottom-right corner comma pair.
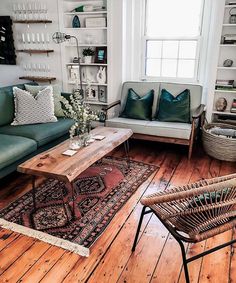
82,48 -> 95,64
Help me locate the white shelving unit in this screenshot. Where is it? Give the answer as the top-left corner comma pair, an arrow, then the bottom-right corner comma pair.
58,0 -> 110,106
207,0 -> 236,122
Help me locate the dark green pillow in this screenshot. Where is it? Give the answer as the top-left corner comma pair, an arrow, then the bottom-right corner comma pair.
120,88 -> 154,120
157,89 -> 190,123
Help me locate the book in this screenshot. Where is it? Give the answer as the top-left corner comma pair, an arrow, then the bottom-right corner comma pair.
230,99 -> 236,113
215,85 -> 234,90
216,79 -> 234,86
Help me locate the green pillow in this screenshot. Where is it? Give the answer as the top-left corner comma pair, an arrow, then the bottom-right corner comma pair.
157,89 -> 190,123
24,84 -> 65,117
120,88 -> 154,120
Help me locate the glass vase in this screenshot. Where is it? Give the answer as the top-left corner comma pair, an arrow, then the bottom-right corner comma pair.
77,121 -> 91,147
69,135 -> 81,150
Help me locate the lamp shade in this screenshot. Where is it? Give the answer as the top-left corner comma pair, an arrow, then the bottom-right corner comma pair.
52,32 -> 71,44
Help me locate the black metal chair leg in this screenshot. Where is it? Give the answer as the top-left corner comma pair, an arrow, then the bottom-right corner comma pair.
32,175 -> 36,212
178,240 -> 190,283
132,206 -> 147,252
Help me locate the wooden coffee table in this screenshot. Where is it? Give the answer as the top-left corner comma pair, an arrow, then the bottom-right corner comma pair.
18,127 -> 133,218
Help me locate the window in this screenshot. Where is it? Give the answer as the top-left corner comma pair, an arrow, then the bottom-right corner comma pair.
143,0 -> 204,81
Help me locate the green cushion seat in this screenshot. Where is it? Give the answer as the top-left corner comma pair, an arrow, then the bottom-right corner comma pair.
0,134 -> 37,170
0,118 -> 74,147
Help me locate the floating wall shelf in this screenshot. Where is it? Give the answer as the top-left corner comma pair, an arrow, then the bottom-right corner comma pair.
13,20 -> 52,24
64,11 -> 107,15
19,76 -> 56,83
16,49 -> 54,56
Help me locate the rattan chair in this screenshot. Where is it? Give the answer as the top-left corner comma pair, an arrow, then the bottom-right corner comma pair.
132,173 -> 236,283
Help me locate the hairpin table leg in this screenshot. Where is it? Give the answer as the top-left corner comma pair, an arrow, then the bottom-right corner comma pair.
32,175 -> 36,212
67,182 -> 76,219
124,139 -> 130,174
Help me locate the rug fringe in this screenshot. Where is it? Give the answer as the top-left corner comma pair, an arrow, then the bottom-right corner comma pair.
0,218 -> 89,257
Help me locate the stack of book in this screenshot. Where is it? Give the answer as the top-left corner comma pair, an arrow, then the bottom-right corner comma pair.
228,1 -> 236,5
215,79 -> 234,90
231,99 -> 236,113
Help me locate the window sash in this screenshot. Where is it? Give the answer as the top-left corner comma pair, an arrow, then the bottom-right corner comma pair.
142,0 -> 204,82
142,36 -> 201,81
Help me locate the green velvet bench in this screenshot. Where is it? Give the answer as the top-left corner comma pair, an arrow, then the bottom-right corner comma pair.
104,81 -> 205,159
0,83 -> 73,179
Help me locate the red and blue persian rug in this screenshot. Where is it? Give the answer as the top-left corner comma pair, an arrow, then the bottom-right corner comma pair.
0,157 -> 157,256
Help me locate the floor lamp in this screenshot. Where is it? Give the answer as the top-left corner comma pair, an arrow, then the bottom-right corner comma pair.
52,32 -> 83,99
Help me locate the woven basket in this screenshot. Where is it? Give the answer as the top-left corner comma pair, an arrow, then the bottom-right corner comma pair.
202,122 -> 236,161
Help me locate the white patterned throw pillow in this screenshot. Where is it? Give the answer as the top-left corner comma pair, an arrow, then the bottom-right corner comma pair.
12,86 -> 57,125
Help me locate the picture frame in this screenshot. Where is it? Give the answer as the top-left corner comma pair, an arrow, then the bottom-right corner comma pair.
94,47 -> 107,64
98,86 -> 107,103
85,85 -> 98,101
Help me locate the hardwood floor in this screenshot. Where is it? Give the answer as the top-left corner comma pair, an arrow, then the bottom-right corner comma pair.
0,140 -> 235,283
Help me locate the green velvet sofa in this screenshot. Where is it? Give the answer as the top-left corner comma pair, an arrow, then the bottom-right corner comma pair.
0,83 -> 74,179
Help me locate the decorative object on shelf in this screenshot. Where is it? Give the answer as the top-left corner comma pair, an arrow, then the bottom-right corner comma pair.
72,15 -> 80,28
73,57 -> 79,63
222,34 -> 236,44
215,97 -> 227,112
70,66 -> 80,82
98,86 -> 107,102
96,67 -> 106,84
0,16 -> 16,65
71,5 -> 106,12
223,59 -> 233,67
61,92 -> 98,148
82,68 -> 87,82
85,85 -> 98,101
230,98 -> 236,113
94,47 -> 107,63
85,34 -> 93,44
229,8 -> 236,24
22,63 -> 51,78
85,17 -> 106,28
12,2 -> 48,22
53,31 -> 83,98
82,47 -> 95,64
20,32 -> 51,51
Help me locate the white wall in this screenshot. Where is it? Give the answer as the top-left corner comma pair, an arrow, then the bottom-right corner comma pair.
0,0 -> 125,104
0,0 -> 62,87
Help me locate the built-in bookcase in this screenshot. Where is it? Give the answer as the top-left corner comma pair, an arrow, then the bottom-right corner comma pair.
58,0 -> 110,106
207,0 -> 236,123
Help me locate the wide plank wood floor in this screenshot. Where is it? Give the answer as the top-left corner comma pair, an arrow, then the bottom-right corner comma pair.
0,140 -> 235,283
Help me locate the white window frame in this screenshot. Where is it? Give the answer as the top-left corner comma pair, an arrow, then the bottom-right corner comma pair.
141,0 -> 205,83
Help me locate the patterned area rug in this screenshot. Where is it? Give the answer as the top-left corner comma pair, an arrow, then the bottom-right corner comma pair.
0,157 -> 157,256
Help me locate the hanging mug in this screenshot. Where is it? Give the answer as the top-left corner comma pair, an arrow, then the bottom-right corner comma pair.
229,8 -> 236,24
